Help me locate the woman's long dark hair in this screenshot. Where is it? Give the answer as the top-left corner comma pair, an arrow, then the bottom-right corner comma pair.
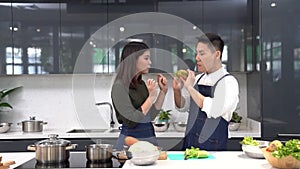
115,41 -> 150,89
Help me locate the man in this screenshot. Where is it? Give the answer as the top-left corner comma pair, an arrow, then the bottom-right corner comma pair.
173,33 -> 239,150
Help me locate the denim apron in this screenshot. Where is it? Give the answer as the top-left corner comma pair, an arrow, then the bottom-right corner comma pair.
183,74 -> 232,151
115,113 -> 157,150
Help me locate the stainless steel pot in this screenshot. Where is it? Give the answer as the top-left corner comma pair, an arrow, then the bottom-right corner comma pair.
27,134 -> 77,163
18,116 -> 47,132
0,122 -> 12,133
86,144 -> 113,162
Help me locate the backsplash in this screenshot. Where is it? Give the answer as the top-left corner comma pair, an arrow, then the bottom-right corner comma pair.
0,72 -> 247,130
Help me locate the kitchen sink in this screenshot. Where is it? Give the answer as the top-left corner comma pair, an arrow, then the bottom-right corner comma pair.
66,129 -> 108,133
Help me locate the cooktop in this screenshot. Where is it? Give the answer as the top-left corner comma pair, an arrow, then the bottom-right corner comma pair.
15,152 -> 125,168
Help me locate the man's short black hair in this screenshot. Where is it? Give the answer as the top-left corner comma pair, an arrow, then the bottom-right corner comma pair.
197,33 -> 224,59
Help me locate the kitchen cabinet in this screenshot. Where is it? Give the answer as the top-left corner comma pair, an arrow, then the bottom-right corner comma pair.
260,0 -> 300,141
0,0 -> 254,75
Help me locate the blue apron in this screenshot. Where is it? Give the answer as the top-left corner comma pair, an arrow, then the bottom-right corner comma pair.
183,74 -> 232,151
115,113 -> 157,150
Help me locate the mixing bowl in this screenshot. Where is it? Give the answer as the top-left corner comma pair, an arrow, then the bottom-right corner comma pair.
152,121 -> 169,132
130,147 -> 161,166
241,140 -> 269,158
173,121 -> 187,132
0,122 -> 12,133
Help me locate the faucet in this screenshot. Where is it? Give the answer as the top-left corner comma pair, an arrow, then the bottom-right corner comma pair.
95,102 -> 115,128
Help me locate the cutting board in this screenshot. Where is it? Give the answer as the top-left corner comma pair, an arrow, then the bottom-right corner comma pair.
167,153 -> 215,160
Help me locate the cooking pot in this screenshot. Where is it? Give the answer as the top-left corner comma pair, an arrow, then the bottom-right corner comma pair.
18,116 -> 47,132
27,134 -> 77,163
86,144 -> 114,162
0,122 -> 12,133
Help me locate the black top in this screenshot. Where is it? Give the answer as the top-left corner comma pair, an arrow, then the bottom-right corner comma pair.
111,79 -> 159,128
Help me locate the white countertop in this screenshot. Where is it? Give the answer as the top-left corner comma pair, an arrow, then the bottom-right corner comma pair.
123,151 -> 274,169
0,152 -> 35,169
0,127 -> 259,140
0,119 -> 260,140
0,151 -> 275,169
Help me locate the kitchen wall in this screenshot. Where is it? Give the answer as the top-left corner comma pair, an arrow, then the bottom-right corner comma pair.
0,72 -> 247,131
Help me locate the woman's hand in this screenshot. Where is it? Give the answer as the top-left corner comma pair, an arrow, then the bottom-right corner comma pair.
147,79 -> 158,102
173,77 -> 183,91
157,74 -> 168,94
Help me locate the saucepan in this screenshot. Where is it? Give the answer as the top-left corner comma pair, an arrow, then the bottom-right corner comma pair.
18,116 -> 47,132
86,143 -> 114,162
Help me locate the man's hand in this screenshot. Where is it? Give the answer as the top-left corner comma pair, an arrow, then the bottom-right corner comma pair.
181,70 -> 195,89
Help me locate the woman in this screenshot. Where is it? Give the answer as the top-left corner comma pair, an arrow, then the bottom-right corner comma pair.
111,41 -> 168,150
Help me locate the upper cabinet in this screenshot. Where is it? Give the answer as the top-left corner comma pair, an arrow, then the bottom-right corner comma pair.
0,0 -> 256,75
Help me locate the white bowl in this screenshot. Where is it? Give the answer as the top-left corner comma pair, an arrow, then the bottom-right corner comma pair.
130,150 -> 160,166
0,122 -> 12,133
228,122 -> 241,131
173,122 -> 187,132
242,141 -> 269,159
152,121 -> 169,132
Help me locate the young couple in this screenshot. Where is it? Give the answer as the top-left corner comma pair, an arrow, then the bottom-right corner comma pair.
111,33 -> 239,151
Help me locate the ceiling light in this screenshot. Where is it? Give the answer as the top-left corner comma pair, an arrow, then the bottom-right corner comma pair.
126,38 -> 143,42
119,27 -> 125,32
270,2 -> 276,7
182,48 -> 187,53
9,26 -> 18,32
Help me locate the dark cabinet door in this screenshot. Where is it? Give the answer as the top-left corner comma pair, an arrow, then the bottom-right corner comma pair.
261,0 -> 300,140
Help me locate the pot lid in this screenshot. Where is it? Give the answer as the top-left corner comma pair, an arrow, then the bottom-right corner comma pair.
36,134 -> 71,146
23,116 -> 43,122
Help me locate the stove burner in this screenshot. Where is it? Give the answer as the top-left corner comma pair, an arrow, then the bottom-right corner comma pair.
15,152 -> 124,168
86,160 -> 113,168
35,161 -> 70,168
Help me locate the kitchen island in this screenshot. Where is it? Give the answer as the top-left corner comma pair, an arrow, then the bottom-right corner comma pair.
0,151 -> 274,169
123,151 -> 273,169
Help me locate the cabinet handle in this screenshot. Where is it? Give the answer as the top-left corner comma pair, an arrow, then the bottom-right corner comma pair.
277,133 -> 300,137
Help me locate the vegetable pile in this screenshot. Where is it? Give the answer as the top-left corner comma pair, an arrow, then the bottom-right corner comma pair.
270,139 -> 300,161
241,136 -> 259,146
184,146 -> 209,159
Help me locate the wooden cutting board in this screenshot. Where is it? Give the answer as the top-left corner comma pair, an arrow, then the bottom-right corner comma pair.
118,151 -> 168,160
0,155 -> 16,169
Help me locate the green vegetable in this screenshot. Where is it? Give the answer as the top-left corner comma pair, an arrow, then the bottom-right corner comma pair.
184,146 -> 209,159
272,139 -> 300,161
241,136 -> 259,146
230,111 -> 242,123
158,109 -> 171,121
174,70 -> 188,78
